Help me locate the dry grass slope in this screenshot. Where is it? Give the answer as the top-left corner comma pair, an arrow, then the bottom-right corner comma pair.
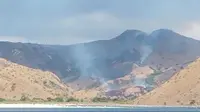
133,58 -> 200,105
0,58 -> 72,101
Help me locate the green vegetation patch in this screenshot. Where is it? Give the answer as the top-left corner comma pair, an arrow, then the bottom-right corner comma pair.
146,70 -> 162,86
53,97 -> 64,102
20,94 -> 30,101
91,97 -> 129,104
65,97 -> 79,102
47,97 -> 79,102
92,97 -> 109,102
0,98 -> 6,102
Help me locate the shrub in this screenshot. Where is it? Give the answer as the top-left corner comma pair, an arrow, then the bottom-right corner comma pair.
20,94 -> 29,101
151,70 -> 162,76
0,98 -> 5,102
47,97 -> 52,101
51,97 -> 79,102
43,81 -> 47,85
32,98 -> 44,102
53,97 -> 64,102
111,98 -> 118,102
92,97 -> 109,102
190,100 -> 196,105
65,97 -> 79,102
11,83 -> 16,91
146,75 -> 155,85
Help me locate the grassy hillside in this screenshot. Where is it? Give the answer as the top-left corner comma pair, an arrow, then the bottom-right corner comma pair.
0,58 -> 72,101
133,58 -> 200,105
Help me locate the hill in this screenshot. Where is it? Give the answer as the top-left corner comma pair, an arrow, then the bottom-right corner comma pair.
133,58 -> 200,105
0,29 -> 200,93
0,58 -> 72,101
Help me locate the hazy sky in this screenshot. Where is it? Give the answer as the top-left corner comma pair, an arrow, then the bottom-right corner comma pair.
0,0 -> 200,45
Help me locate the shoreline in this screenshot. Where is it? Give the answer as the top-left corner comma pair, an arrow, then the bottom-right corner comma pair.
0,104 -> 199,108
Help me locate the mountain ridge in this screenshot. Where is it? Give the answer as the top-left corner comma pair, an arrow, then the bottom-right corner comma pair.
0,29 -> 200,83
1,28 -> 200,102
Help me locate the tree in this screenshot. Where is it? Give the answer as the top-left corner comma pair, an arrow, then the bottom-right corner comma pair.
190,100 -> 196,105
0,98 -> 5,102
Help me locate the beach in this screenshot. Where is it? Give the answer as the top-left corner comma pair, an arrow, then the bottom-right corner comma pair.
0,103 -> 200,108
0,104 -> 200,112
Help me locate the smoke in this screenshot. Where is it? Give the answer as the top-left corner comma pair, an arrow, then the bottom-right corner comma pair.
71,44 -> 111,90
133,77 -> 147,88
72,44 -> 95,76
99,78 -> 111,91
140,44 -> 153,64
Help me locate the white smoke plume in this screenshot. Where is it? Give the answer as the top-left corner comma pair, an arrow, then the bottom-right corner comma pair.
133,77 -> 147,88
140,44 -> 153,64
72,44 -> 94,76
72,44 -> 111,90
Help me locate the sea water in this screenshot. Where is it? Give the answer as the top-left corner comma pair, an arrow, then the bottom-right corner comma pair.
0,105 -> 200,112
0,107 -> 200,112
23,107 -> 200,112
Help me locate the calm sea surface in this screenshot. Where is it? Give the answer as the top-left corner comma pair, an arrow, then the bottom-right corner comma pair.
0,107 -> 200,112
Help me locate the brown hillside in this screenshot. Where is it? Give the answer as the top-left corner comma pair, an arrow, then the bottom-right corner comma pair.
133,58 -> 200,105
0,58 -> 72,101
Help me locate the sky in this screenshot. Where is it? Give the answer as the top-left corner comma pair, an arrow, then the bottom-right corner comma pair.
0,0 -> 200,45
